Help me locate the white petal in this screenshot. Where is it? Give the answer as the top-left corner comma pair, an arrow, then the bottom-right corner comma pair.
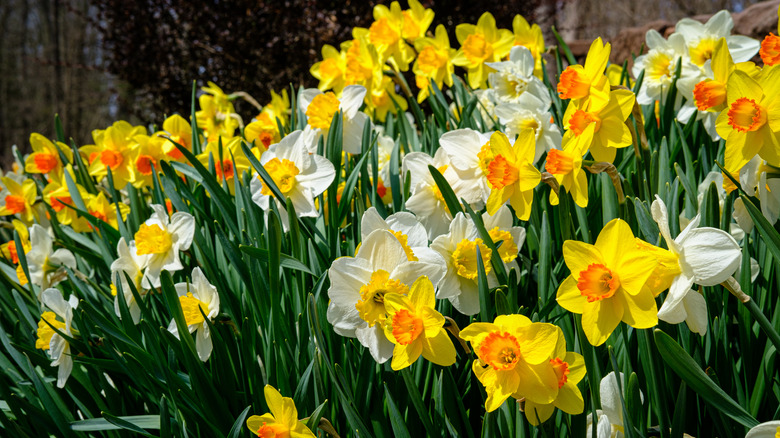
50,249 -> 77,270
355,324 -> 394,363
41,288 -> 69,318
298,88 -> 322,114
296,154 -> 335,197
678,228 -> 741,285
356,230 -> 408,272
169,212 -> 195,251
658,274 -> 695,324
745,421 -> 780,438
195,325 -> 213,361
682,290 -> 708,335
439,129 -> 482,171
600,372 -> 626,428
340,85 -> 367,120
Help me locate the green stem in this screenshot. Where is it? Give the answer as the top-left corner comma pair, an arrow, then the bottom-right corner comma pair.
722,277 -> 780,352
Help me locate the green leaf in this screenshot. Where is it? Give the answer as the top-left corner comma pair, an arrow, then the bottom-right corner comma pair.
428,165 -> 462,216
226,406 -> 251,438
71,415 -> 161,432
653,329 -> 759,428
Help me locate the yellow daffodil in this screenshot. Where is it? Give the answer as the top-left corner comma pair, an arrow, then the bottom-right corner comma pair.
367,76 -> 408,122
262,89 -> 291,128
562,88 -> 635,163
556,218 -> 659,346
24,133 -> 72,180
452,13 -> 514,89
460,314 -> 561,412
401,0 -> 433,43
42,170 -> 90,231
634,238 -> 681,297
0,177 -> 37,223
523,326 -> 586,425
716,67 -> 780,174
512,14 -> 545,78
606,64 -> 632,88
1,220 -> 29,264
760,5 -> 780,66
196,82 -> 239,143
344,36 -> 384,90
131,134 -> 169,189
159,114 -> 193,161
245,113 -> 280,152
557,38 -> 611,109
355,2 -> 415,72
546,123 -> 594,208
311,44 -> 347,93
246,385 -> 316,438
197,137 -> 251,192
383,276 -> 456,370
84,191 -> 130,231
413,24 -> 456,103
483,130 -> 541,219
81,120 -> 144,189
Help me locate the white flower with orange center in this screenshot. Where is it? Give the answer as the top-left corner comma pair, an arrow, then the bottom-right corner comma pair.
402,148 -> 461,239
250,130 -> 335,231
134,204 -> 194,289
299,85 -> 369,154
167,267 -> 219,361
36,288 -> 79,388
326,229 -> 445,363
111,237 -> 149,324
430,213 -> 497,315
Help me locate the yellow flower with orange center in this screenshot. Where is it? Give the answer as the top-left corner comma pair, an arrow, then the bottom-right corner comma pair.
81,120 -> 144,189
557,38 -> 611,109
716,67 -> 780,173
413,24 -> 456,103
483,130 -> 541,219
452,12 -> 514,89
0,177 -> 37,223
545,123 -> 592,208
0,220 -> 29,265
562,88 -> 635,163
159,114 -> 192,160
382,276 -> 456,370
523,326 -> 586,425
24,133 -> 72,180
245,385 -> 316,438
634,238 -> 682,297
760,33 -> 780,66
460,314 -> 561,412
556,218 -> 659,346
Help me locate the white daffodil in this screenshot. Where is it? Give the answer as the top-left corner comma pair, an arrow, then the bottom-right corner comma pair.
632,30 -> 691,106
326,229 -> 446,363
486,46 -> 547,104
438,128 -> 493,207
36,288 -> 78,388
494,94 -> 561,163
585,372 -> 644,438
652,195 -> 741,334
167,267 -> 219,362
360,207 -> 445,267
111,237 -> 149,324
431,213 -> 499,315
745,420 -> 780,438
250,130 -> 335,231
675,10 -> 760,69
402,148 -> 460,239
299,85 -> 369,154
135,204 -> 195,289
482,205 -> 526,277
26,224 -> 76,291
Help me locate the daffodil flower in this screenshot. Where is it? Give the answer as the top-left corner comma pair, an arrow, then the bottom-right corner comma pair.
486,45 -> 547,105
327,229 -> 445,363
24,133 -> 72,180
0,220 -> 29,265
159,114 -> 193,160
299,85 -> 369,154
167,267 -> 219,362
632,30 -> 689,106
36,288 -> 78,388
745,420 -> 780,438
484,130 -> 541,218
245,385 -> 316,438
546,123 -> 594,208
0,176 -> 37,224
360,207 -> 445,266
26,224 -> 76,291
452,12 -> 514,89
556,219 -> 659,346
651,196 -> 741,334
402,148 -> 460,239
557,38 -> 611,109
511,14 -> 545,78
585,372 -> 644,438
562,88 -> 635,163
135,204 -> 194,289
676,10 -> 759,69
494,93 -> 561,163
383,276 -> 456,370
523,326 -> 586,425
250,130 -> 335,231
460,314 -> 561,412
111,237 -> 149,324
437,128 -> 493,207
80,120 -> 145,189
413,24 -> 456,103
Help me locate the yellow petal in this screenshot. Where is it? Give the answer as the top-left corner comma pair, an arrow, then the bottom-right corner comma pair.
516,322 -> 560,364
524,400 -> 556,426
391,341 -> 423,370
494,314 -> 532,332
562,240 -> 604,277
557,275 -> 587,314
617,288 -> 658,329
583,38 -> 610,80
421,330 -> 457,367
514,360 -> 559,404
581,297 -> 623,346
485,369 -> 519,412
554,381 -> 585,415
